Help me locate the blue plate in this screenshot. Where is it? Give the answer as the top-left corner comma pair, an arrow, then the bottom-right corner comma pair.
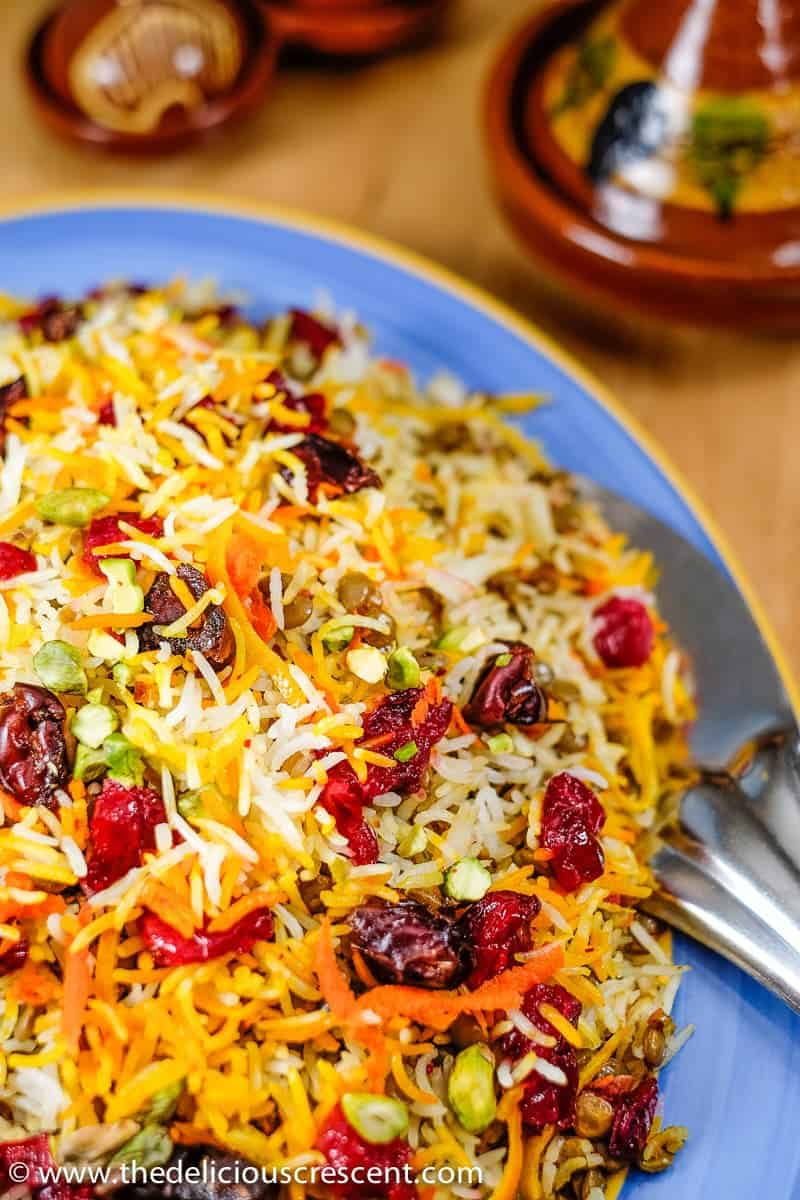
1,196 -> 798,1198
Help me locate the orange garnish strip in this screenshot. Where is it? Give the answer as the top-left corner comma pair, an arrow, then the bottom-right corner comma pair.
316,919 -> 564,1033
62,932 -> 91,1052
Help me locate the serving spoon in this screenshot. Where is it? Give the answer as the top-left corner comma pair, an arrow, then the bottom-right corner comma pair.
575,477 -> 800,1012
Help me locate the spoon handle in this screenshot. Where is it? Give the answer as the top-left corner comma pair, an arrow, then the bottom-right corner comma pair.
650,775 -> 800,1012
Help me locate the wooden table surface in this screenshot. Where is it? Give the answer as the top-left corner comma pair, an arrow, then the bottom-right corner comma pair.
4,0 -> 799,681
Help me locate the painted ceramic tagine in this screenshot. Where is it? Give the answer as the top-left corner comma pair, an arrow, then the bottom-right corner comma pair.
262,0 -> 449,58
486,0 -> 800,330
27,0 -> 278,151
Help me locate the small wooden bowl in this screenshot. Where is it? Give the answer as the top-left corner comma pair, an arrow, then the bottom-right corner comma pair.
26,0 -> 279,152
263,0 -> 449,58
485,0 -> 800,330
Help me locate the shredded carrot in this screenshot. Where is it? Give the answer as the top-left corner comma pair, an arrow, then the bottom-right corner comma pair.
351,946 -> 380,989
316,919 -> 357,1019
317,920 -> 563,1034
62,939 -> 91,1052
206,520 -> 300,701
490,1093 -> 524,1200
451,705 -> 472,736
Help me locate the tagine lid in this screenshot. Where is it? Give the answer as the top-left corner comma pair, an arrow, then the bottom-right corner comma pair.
485,0 -> 800,328
262,0 -> 449,57
26,0 -> 278,151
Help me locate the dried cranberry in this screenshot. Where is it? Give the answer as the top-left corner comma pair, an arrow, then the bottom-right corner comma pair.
289,309 -> 341,361
593,596 -> 654,669
0,542 -> 36,580
0,684 -> 68,809
497,984 -> 582,1131
608,1076 -> 659,1161
83,513 -> 163,573
463,642 -> 547,728
84,780 -> 167,895
0,1135 -> 57,1190
521,1043 -> 579,1129
499,983 -> 582,1060
19,297 -> 81,343
319,690 -> 451,857
456,890 -> 540,989
97,400 -> 116,427
541,773 -> 605,892
141,564 -> 233,668
282,434 -> 382,502
141,907 -> 274,966
0,936 -> 29,974
315,1104 -> 416,1200
39,1185 -> 94,1200
350,899 -> 472,989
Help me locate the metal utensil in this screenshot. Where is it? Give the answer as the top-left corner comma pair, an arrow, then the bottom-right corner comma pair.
576,476 -> 800,1011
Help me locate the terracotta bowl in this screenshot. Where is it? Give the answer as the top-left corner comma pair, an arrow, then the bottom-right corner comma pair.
262,0 -> 449,57
485,0 -> 800,330
26,0 -> 279,152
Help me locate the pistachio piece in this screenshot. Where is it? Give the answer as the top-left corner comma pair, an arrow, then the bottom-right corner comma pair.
322,625 -> 354,652
341,1093 -> 409,1145
37,488 -> 109,528
443,858 -> 492,902
100,558 -> 144,614
386,647 -> 421,690
33,640 -> 87,694
71,703 -> 118,749
346,645 -> 387,684
448,1044 -> 497,1133
109,1126 -> 172,1170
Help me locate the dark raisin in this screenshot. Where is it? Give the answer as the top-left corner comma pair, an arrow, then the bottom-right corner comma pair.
463,642 -> 547,728
0,684 -> 68,809
282,434 -> 382,502
141,564 -> 233,668
19,297 -> 81,342
349,899 -> 472,989
118,1145 -> 276,1200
